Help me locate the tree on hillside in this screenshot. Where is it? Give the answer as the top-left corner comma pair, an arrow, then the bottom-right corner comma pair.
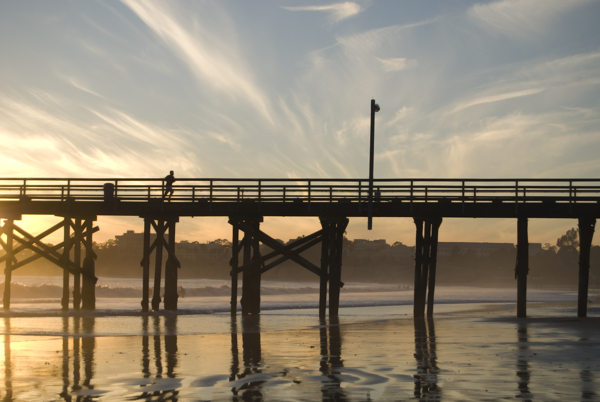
557,228 -> 579,251
556,227 -> 579,265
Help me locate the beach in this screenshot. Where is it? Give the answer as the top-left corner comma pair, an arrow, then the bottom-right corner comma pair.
1,287 -> 599,401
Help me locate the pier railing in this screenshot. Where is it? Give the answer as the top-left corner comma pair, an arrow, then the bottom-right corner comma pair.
1,178 -> 600,205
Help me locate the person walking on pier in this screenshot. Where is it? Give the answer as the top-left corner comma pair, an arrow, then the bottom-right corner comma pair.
163,170 -> 176,200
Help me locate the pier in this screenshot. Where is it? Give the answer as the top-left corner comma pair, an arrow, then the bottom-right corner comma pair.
0,177 -> 598,318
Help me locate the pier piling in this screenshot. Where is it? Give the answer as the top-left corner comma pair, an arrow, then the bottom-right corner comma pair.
578,217 -> 596,317
516,217 -> 529,318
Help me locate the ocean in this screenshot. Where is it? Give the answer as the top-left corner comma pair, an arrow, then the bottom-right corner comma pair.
1,276 -> 598,401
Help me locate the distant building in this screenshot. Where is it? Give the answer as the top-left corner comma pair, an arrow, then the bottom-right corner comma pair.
437,242 -> 542,257
115,230 -> 156,259
114,230 -> 227,262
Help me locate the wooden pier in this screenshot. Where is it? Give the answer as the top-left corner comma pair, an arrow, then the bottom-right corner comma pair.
0,177 -> 598,318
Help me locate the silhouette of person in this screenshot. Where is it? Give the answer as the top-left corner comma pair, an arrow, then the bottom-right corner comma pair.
163,171 -> 176,200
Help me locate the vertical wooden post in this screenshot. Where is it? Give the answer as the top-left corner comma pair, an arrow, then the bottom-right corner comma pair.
230,221 -> 239,316
62,218 -> 71,311
242,220 -> 261,315
413,218 -> 424,318
164,220 -> 178,310
241,225 -> 252,315
319,219 -> 331,319
2,220 -> 13,309
427,218 -> 442,317
73,218 -> 82,310
151,220 -> 164,312
516,217 -> 529,318
329,218 -> 348,317
578,218 -> 596,318
81,219 -> 96,310
141,218 -> 151,312
420,221 -> 432,316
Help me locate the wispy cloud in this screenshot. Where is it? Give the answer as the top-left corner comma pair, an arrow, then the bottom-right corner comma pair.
468,0 -> 590,39
378,57 -> 417,72
121,0 -> 274,124
281,2 -> 362,23
450,88 -> 544,113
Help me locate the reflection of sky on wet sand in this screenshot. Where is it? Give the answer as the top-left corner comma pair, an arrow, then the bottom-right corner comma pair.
1,305 -> 600,401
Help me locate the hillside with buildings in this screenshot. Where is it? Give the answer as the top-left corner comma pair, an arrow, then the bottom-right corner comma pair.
6,228 -> 599,289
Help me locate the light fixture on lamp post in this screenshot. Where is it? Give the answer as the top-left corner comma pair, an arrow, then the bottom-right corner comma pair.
368,99 -> 380,230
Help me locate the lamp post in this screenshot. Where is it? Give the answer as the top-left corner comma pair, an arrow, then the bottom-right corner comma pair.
368,99 -> 380,230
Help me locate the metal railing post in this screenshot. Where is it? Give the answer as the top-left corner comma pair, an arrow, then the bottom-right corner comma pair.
515,180 -> 519,214
258,180 -> 262,211
358,181 -> 362,212
410,180 -> 414,213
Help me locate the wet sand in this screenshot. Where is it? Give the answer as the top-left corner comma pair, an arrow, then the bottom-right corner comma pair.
1,302 -> 599,401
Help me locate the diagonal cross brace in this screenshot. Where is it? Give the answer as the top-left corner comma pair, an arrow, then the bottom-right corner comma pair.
231,230 -> 323,275
235,220 -> 325,278
0,221 -> 65,264
140,220 -> 181,268
10,233 -> 94,279
261,235 -> 323,274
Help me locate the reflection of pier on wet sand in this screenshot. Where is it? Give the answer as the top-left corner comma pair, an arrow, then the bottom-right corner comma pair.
1,178 -> 600,318
1,305 -> 599,400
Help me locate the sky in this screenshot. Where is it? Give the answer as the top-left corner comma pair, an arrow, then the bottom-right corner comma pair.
1,0 -> 600,247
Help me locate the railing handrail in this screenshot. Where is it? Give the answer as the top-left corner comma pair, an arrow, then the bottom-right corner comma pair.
1,178 -> 600,205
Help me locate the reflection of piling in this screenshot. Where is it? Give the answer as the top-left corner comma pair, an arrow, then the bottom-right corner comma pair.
153,316 -> 162,378
230,319 -> 239,382
81,317 -> 95,390
164,316 -> 178,378
3,317 -> 12,402
413,318 -> 440,399
229,314 -> 263,400
319,317 -> 346,402
142,316 -> 150,379
516,321 -> 531,400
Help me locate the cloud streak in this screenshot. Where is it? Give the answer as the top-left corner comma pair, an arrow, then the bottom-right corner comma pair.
281,2 -> 362,23
121,0 -> 274,124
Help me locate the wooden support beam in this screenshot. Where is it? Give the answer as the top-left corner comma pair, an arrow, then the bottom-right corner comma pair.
257,230 -> 323,267
413,218 -> 425,318
62,218 -> 71,311
319,220 -> 331,319
427,218 -> 442,317
164,220 -> 178,311
73,218 -> 82,310
328,218 -> 348,317
230,222 -> 239,316
516,217 -> 529,318
81,219 -> 96,310
419,220 -> 432,317
151,220 -> 165,311
241,220 -> 261,315
9,223 -> 97,278
237,221 -> 323,278
578,217 -> 596,318
0,220 -> 64,263
10,243 -> 63,270
2,220 -> 13,309
141,218 -> 151,312
260,235 -> 323,274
